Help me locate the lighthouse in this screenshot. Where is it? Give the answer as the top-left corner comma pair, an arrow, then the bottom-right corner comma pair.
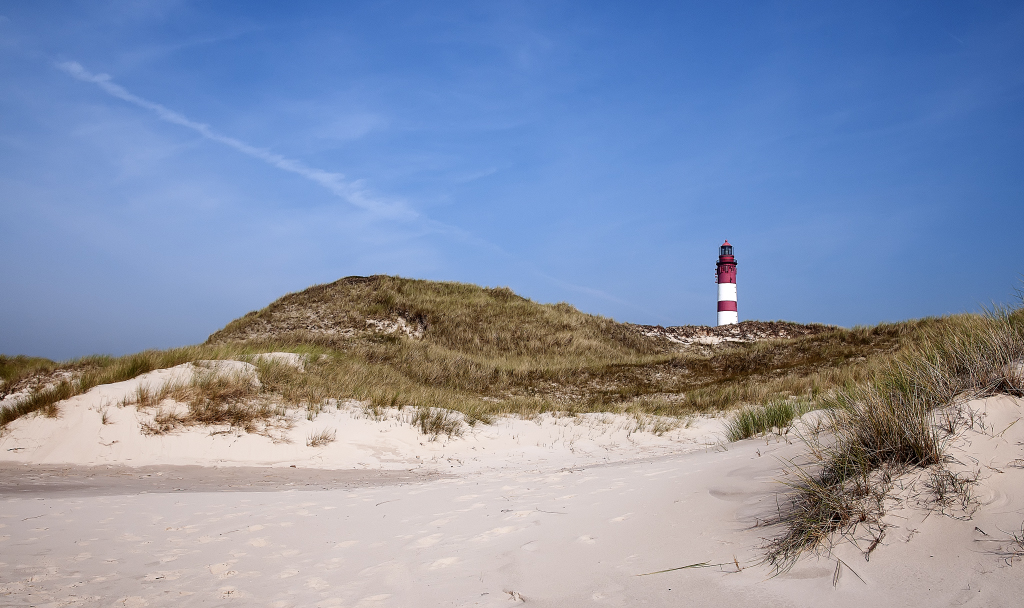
715,241 -> 738,326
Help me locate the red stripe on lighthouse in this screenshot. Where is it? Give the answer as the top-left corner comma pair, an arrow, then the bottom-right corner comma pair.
717,301 -> 737,312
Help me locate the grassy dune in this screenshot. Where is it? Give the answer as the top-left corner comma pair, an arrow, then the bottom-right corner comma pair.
0,275 -> 966,429
3,275 -> 1022,568
203,275 -> 927,420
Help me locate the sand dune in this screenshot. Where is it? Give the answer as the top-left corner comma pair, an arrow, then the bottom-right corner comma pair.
0,360 -> 724,473
1,365 -> 1022,606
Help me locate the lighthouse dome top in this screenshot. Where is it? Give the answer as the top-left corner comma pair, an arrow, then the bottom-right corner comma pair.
719,241 -> 734,257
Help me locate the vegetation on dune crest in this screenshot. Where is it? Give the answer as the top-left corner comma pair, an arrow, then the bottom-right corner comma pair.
207,275 -> 655,360
0,345 -> 307,428
0,355 -> 62,388
0,275 -> 997,443
201,275 -> 919,420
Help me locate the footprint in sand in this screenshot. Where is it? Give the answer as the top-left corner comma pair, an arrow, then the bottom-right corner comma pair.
472,526 -> 518,542
143,571 -> 181,582
209,562 -> 237,578
410,533 -> 443,548
428,557 -> 459,569
306,577 -> 330,590
577,535 -> 597,545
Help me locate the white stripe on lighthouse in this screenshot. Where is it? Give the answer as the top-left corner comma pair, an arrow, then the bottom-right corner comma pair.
717,282 -> 737,326
717,283 -> 737,303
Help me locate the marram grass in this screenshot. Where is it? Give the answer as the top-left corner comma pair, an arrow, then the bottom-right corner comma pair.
764,304 -> 1024,570
725,399 -> 812,442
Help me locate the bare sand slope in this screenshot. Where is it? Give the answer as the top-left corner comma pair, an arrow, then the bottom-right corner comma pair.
0,361 -> 724,472
2,396 -> 1023,607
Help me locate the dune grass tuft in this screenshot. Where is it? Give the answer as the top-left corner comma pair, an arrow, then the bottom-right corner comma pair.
1010,523 -> 1024,562
116,364 -> 279,435
765,304 -> 1024,570
412,407 -> 464,440
725,399 -> 811,442
0,355 -> 61,391
306,428 -> 337,447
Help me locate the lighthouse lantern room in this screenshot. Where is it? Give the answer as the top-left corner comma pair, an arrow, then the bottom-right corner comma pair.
715,241 -> 738,326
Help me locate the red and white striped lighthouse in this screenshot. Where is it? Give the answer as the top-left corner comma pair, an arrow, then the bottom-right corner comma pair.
715,241 -> 738,326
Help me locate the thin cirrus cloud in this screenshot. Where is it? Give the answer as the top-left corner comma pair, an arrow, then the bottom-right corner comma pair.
56,60 -> 415,220
52,60 -> 639,314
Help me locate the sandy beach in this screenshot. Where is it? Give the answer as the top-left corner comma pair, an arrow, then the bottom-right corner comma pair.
1,377 -> 1022,606
3,1 -> 1021,603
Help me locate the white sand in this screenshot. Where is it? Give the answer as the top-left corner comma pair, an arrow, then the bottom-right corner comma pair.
0,359 -> 726,472
1,364 -> 1022,606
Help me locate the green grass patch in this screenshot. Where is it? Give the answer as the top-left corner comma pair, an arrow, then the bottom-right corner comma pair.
725,399 -> 811,441
0,354 -> 60,387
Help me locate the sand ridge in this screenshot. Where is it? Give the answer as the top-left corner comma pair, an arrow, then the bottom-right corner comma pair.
0,359 -> 726,473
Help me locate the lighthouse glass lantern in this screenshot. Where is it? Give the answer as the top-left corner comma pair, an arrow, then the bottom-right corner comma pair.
716,241 -> 738,326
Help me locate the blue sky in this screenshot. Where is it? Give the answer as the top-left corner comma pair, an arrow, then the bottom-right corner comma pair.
1,1 -> 1022,360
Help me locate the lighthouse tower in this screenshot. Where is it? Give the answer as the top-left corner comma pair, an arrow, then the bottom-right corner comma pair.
715,241 -> 738,326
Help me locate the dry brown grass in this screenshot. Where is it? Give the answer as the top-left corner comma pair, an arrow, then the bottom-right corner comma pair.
120,367 -> 285,435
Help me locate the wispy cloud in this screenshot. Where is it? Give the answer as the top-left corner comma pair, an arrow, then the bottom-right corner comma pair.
56,61 -> 414,219
53,61 -> 635,314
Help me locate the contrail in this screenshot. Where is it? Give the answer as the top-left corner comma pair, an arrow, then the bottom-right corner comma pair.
57,61 -> 414,219
55,62 -> 642,314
